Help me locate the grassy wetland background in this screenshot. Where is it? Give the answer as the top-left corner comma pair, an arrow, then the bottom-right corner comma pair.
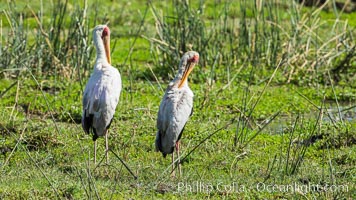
0,0 -> 355,199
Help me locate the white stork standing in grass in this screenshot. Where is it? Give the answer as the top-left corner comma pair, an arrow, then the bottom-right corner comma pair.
82,25 -> 122,164
155,51 -> 199,177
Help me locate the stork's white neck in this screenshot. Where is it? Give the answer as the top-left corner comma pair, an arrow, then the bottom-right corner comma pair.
93,32 -> 109,66
169,63 -> 188,88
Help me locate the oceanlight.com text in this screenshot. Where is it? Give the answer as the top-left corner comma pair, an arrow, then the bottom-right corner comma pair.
177,181 -> 350,194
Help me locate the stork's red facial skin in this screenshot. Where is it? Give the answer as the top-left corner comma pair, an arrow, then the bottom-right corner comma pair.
189,55 -> 199,63
102,27 -> 110,37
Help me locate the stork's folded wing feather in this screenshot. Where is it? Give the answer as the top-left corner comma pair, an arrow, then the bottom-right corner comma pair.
156,88 -> 193,154
82,64 -> 121,137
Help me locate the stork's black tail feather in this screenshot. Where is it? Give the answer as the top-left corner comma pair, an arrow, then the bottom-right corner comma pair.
92,128 -> 98,141
155,130 -> 163,152
156,130 -> 175,158
82,110 -> 100,141
82,110 -> 93,135
82,110 -> 114,141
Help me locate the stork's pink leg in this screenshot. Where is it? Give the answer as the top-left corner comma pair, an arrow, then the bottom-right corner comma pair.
176,141 -> 182,176
105,132 -> 109,164
94,140 -> 97,165
171,152 -> 175,177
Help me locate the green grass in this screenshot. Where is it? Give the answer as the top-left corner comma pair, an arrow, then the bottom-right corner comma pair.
0,0 -> 355,199
1,77 -> 355,198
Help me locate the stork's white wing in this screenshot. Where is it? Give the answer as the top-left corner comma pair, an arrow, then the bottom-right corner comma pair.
156,87 -> 193,154
82,63 -> 121,137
